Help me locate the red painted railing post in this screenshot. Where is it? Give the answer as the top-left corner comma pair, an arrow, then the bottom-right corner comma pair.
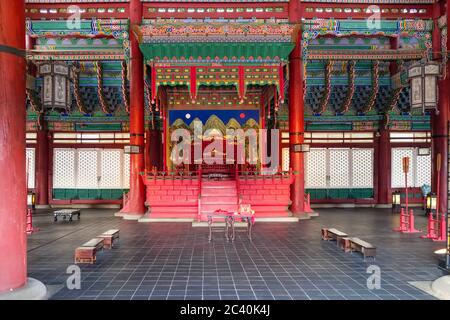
235,165 -> 240,206
26,208 -> 39,235
394,208 -> 406,232
198,167 -> 202,222
404,209 -> 420,233
434,213 -> 447,242
303,193 -> 315,214
422,213 -> 436,239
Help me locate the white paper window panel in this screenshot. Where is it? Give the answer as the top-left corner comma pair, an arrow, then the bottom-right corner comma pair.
100,150 -> 123,188
123,153 -> 130,189
391,148 -> 414,187
26,148 -> 36,189
416,153 -> 431,187
53,149 -> 76,188
305,148 -> 327,188
329,148 -> 350,187
53,148 -> 129,189
77,149 -> 99,188
352,149 -> 374,188
282,148 -> 290,172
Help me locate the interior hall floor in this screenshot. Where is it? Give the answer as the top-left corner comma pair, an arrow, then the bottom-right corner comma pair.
27,207 -> 445,300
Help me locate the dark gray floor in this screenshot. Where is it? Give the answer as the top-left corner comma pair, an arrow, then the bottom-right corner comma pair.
27,207 -> 444,300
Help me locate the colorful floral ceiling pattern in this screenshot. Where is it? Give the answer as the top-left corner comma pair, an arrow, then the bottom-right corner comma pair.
151,65 -> 285,105
139,22 -> 295,43
137,22 -> 296,63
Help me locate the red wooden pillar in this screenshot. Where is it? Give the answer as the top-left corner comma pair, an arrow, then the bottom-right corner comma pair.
0,1 -> 27,292
431,3 -> 449,215
288,0 -> 306,216
376,37 -> 398,205
376,127 -> 391,205
26,34 -> 48,205
35,124 -> 49,206
119,0 -> 145,219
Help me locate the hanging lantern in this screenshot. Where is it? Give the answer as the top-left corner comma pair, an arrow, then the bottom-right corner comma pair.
408,60 -> 440,115
425,192 -> 437,216
39,62 -> 71,113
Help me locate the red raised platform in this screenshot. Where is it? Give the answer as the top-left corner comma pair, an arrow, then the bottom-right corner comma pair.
142,169 -> 294,221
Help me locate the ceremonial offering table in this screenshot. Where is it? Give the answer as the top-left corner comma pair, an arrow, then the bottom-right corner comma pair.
54,209 -> 81,222
207,208 -> 255,242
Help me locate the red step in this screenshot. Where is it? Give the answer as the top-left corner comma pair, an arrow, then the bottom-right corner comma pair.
201,196 -> 237,205
202,190 -> 236,197
149,206 -> 197,213
202,180 -> 236,187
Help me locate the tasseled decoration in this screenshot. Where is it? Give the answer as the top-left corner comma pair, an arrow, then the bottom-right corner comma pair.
94,61 -> 109,114
318,60 -> 333,115
363,60 -> 379,113
278,64 -> 285,104
387,87 -> 403,112
151,63 -> 157,104
441,27 -> 448,80
156,96 -> 162,119
26,88 -> 41,113
341,60 -> 355,114
72,63 -> 87,114
274,85 -> 279,112
238,66 -> 245,103
144,79 -> 154,130
121,60 -> 130,114
190,66 -> 197,103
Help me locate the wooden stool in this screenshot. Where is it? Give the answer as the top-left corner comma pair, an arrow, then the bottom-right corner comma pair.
98,229 -> 120,249
75,238 -> 104,264
339,237 -> 352,252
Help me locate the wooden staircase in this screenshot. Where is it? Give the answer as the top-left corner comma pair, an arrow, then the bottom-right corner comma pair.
198,178 -> 238,221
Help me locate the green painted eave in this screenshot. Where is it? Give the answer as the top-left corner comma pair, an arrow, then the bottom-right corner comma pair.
304,115 -> 383,122
29,20 -> 129,35
140,42 -> 295,62
302,19 -> 433,33
388,114 -> 430,122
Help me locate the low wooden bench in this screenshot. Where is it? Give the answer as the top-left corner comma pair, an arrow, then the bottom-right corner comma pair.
339,237 -> 352,253
348,237 -> 377,261
54,209 -> 81,222
75,238 -> 104,264
321,228 -> 348,245
98,229 -> 120,249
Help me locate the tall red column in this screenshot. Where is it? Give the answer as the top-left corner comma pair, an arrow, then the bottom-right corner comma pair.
288,0 -> 306,216
27,35 -> 49,206
0,1 -> 27,292
376,37 -> 398,205
431,3 -> 449,215
118,0 -> 145,219
35,123 -> 49,206
376,128 -> 391,205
